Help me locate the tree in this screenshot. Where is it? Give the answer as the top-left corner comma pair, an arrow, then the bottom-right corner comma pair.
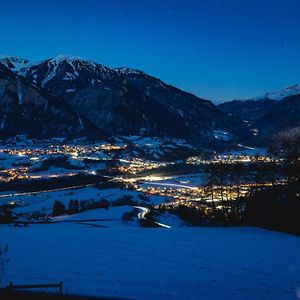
52,201 -> 65,216
243,140 -> 300,235
97,199 -> 110,210
175,205 -> 205,225
122,211 -> 135,223
283,150 -> 300,184
229,162 -> 246,221
68,199 -> 79,215
207,164 -> 217,214
0,244 -> 8,287
0,209 -> 13,224
138,193 -> 150,202
80,200 -> 88,212
211,162 -> 230,214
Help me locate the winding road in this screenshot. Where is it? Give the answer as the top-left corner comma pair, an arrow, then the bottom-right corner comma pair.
134,206 -> 171,228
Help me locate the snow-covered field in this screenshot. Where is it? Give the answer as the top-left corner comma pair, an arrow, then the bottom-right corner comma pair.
0,220 -> 299,300
0,187 -> 168,215
9,187 -> 139,213
0,141 -> 299,299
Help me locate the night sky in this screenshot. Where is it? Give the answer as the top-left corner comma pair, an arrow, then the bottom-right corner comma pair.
1,0 -> 300,102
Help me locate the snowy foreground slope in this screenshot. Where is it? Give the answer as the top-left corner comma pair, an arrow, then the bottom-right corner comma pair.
1,222 -> 300,300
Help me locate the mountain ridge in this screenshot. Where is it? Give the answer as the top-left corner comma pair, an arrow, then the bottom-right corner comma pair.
0,61 -> 103,139
0,55 -> 249,146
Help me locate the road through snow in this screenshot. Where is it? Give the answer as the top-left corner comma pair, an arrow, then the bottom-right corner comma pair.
134,206 -> 171,228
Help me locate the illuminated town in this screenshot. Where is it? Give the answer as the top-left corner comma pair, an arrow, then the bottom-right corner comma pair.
0,135 -> 285,221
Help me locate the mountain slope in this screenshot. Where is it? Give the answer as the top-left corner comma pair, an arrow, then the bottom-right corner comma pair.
115,67 -> 248,137
254,83 -> 300,101
218,83 -> 300,123
18,56 -> 248,141
218,99 -> 276,122
20,55 -> 117,97
0,62 -> 100,139
0,56 -> 30,71
2,55 -> 250,144
255,93 -> 300,135
69,77 -> 191,138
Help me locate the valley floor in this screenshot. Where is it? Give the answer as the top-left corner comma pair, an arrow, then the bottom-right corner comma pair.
1,218 -> 300,300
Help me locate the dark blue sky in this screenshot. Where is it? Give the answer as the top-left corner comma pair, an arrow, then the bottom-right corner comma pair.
1,0 -> 300,102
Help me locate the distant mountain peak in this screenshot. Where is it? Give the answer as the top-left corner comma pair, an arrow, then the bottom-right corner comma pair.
48,55 -> 97,66
114,67 -> 145,76
253,83 -> 300,101
0,56 -> 29,63
0,62 -> 101,139
0,56 -> 30,71
45,55 -> 111,72
17,55 -> 115,89
1,54 -> 248,143
50,54 -> 84,61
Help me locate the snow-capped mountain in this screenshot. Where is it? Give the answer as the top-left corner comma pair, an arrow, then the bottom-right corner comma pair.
0,56 -> 30,71
1,55 -> 249,144
219,83 -> 300,122
19,55 -> 116,96
0,62 -> 102,139
219,82 -> 300,137
253,83 -> 300,101
255,93 -> 300,135
114,67 -> 146,76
